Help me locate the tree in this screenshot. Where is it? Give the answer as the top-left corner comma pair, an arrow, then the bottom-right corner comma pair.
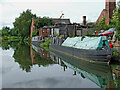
13,9 -> 36,39
9,28 -> 18,36
96,17 -> 108,30
34,17 -> 54,29
87,22 -> 96,27
1,41 -> 10,50
110,1 -> 120,40
1,26 -> 10,36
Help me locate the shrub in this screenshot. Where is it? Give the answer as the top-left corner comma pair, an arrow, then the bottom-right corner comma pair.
113,49 -> 118,57
85,29 -> 90,36
40,39 -> 50,47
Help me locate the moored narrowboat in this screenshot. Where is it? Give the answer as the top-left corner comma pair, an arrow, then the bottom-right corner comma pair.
50,36 -> 113,64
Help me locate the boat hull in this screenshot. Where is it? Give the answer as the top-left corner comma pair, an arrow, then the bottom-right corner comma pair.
50,44 -> 112,63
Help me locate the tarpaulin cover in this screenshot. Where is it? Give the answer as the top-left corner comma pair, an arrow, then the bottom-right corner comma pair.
61,36 -> 109,50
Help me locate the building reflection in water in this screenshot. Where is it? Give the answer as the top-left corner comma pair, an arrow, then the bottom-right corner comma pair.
30,44 -> 53,64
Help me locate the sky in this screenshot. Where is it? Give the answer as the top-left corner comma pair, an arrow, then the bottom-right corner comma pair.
0,0 -> 119,29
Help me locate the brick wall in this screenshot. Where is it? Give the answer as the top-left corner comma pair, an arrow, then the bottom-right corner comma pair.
96,0 -> 116,25
105,0 -> 116,25
96,9 -> 106,24
39,28 -> 49,37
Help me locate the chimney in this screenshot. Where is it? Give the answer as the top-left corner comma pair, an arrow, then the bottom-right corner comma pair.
105,0 -> 116,25
83,16 -> 86,26
30,18 -> 36,37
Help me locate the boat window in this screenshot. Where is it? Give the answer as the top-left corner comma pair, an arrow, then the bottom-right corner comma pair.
54,39 -> 55,44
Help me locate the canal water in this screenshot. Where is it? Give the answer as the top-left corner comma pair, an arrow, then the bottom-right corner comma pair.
1,41 -> 120,88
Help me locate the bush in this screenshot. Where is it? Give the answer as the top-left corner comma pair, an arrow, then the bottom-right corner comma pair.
113,49 -> 118,57
32,29 -> 38,37
112,49 -> 120,62
85,29 -> 90,36
40,39 -> 50,47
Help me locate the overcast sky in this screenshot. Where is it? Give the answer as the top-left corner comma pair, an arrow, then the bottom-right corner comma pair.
0,0 -> 119,29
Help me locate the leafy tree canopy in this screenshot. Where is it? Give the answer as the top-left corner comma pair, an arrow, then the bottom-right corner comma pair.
1,26 -> 10,36
110,1 -> 120,39
96,17 -> 108,30
13,9 -> 36,39
34,17 -> 54,29
9,28 -> 18,36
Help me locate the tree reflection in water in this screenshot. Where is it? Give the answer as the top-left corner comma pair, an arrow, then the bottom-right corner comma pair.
13,43 -> 32,72
2,41 -> 54,72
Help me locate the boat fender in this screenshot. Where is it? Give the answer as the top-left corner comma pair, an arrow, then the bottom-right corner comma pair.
81,73 -> 85,79
107,55 -> 112,60
81,36 -> 85,41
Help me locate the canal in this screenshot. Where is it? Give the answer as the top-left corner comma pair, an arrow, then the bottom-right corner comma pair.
1,41 -> 120,88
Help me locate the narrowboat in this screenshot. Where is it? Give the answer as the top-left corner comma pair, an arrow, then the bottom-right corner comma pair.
50,36 -> 113,64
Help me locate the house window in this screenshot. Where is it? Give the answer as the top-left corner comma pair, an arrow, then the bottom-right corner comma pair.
54,28 -> 59,36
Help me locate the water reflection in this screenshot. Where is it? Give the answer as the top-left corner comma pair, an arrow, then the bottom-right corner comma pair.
13,43 -> 54,72
108,64 -> 120,88
49,50 -> 113,88
30,44 -> 54,67
1,41 -> 54,72
1,41 -> 120,88
31,43 -> 120,88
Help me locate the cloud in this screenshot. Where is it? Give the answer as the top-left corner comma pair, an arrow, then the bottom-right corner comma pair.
1,0 -> 106,3
2,0 -> 119,3
0,0 -> 119,29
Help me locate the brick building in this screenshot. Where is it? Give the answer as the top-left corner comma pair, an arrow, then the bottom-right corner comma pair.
96,0 -> 116,25
30,18 -> 70,37
31,17 -> 93,38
